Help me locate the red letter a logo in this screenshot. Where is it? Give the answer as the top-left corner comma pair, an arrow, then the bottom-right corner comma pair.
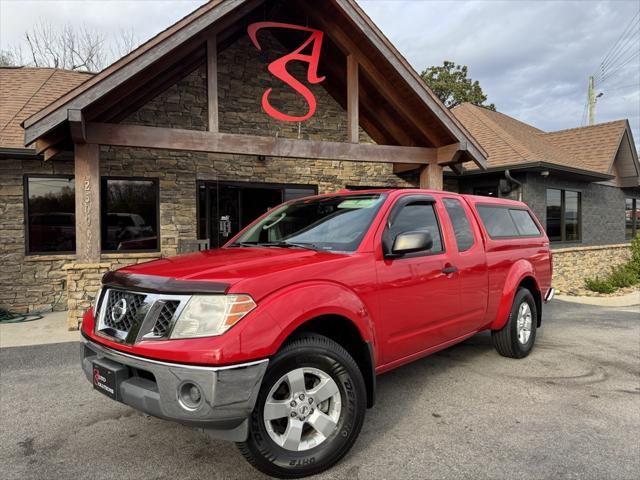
248,22 -> 326,122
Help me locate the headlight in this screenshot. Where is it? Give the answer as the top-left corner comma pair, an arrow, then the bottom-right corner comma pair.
170,294 -> 257,339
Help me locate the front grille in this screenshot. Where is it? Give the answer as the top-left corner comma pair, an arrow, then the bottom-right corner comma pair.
103,290 -> 145,333
153,301 -> 180,337
96,288 -> 189,344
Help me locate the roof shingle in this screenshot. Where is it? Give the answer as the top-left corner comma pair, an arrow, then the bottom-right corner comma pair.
452,102 -> 628,175
0,67 -> 92,149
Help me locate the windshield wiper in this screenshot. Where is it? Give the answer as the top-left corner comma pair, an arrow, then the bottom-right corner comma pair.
257,241 -> 319,251
228,241 -> 259,248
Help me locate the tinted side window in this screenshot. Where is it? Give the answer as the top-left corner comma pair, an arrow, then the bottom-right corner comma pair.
443,198 -> 474,252
477,205 -> 519,238
509,209 -> 540,236
26,176 -> 76,254
389,202 -> 443,253
101,178 -> 159,252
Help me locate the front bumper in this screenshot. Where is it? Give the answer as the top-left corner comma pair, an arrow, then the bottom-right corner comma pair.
81,335 -> 268,440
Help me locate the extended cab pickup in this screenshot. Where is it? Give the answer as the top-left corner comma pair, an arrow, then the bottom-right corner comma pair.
81,189 -> 553,478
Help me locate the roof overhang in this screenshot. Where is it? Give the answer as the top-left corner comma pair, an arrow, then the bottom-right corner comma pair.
448,161 -> 614,183
21,0 -> 487,170
0,147 -> 39,160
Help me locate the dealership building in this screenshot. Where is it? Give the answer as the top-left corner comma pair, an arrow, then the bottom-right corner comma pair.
0,0 -> 638,328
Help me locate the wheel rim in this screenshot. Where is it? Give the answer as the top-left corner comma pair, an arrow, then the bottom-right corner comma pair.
516,302 -> 533,344
263,367 -> 342,452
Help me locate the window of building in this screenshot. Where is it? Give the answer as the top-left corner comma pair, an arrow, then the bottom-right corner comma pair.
101,178 -> 159,252
443,198 -> 474,251
25,176 -> 76,254
546,189 -> 581,242
626,198 -> 638,239
388,202 -> 444,253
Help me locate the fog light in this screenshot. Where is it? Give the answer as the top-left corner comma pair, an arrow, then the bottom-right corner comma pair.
178,382 -> 203,411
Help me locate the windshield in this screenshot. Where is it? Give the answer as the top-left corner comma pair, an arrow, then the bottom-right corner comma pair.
232,193 -> 386,252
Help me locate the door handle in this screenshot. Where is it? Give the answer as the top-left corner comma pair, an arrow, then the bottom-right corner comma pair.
442,265 -> 458,274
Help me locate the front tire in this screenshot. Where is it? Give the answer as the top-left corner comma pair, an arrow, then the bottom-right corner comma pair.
237,334 -> 366,478
492,287 -> 537,358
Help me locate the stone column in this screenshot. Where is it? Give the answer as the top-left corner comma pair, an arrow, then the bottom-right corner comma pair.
66,143 -> 102,330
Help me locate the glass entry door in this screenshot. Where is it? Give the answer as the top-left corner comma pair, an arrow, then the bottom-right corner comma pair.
198,181 -> 316,248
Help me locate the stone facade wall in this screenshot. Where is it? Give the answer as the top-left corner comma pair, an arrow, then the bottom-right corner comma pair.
0,157 -> 74,314
65,253 -> 161,329
123,65 -> 207,131
552,244 -> 631,294
217,33 -> 372,143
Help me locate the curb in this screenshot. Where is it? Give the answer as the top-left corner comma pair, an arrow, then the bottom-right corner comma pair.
555,291 -> 640,308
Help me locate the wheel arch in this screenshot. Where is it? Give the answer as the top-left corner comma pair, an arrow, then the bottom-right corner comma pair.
518,276 -> 542,328
491,260 -> 542,330
283,314 -> 377,408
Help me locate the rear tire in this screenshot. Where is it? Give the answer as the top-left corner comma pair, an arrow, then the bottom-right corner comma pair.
237,334 -> 366,478
492,287 -> 537,359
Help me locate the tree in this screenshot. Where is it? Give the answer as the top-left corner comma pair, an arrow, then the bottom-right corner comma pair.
1,19 -> 138,72
421,61 -> 495,111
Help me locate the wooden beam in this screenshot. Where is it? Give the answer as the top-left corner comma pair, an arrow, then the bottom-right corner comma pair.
34,128 -> 67,154
419,163 -> 443,190
74,143 -> 101,262
207,35 -> 219,132
394,143 -> 466,174
335,0 -> 487,168
346,54 -> 359,143
44,146 -> 65,161
68,109 -> 86,143
23,0 -> 263,145
393,163 -> 419,174
436,142 -> 464,165
298,4 -> 442,147
85,122 -> 437,165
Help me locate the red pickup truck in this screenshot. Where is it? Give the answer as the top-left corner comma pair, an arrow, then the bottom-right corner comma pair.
81,189 -> 553,478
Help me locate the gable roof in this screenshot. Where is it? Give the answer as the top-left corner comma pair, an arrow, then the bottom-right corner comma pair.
0,67 -> 92,149
542,120 -> 628,174
452,102 -> 638,183
21,0 -> 486,168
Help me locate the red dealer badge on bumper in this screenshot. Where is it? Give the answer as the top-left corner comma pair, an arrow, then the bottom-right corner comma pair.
248,21 -> 326,122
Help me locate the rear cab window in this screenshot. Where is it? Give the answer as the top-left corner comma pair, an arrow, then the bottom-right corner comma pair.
476,205 -> 541,239
443,198 -> 475,252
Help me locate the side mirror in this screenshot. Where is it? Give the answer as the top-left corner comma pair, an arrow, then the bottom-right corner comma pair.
389,230 -> 433,257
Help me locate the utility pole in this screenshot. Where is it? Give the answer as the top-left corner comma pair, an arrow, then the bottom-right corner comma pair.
587,75 -> 596,125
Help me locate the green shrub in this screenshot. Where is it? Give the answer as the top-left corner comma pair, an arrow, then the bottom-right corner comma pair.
584,276 -> 616,294
629,234 -> 640,277
607,265 -> 638,288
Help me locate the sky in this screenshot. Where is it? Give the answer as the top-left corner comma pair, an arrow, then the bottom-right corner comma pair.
1,0 -> 639,146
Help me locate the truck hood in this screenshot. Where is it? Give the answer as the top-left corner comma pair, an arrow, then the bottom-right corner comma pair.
117,247 -> 350,288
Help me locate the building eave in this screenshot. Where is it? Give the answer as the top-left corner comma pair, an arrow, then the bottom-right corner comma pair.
0,147 -> 40,160
447,161 -> 614,183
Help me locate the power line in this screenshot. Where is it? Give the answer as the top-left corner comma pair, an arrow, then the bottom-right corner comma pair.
600,34 -> 639,77
598,11 -> 639,72
593,11 -> 639,85
580,101 -> 589,126
600,50 -> 640,85
604,83 -> 640,94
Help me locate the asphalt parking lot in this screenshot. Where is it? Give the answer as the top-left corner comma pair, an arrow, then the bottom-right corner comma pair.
1,300 -> 639,480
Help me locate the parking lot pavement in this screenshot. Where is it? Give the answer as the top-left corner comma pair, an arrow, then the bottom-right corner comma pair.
1,300 -> 638,480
